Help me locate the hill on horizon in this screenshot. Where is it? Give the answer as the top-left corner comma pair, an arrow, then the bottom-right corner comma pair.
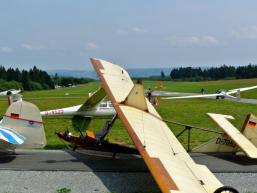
47,68 -> 171,79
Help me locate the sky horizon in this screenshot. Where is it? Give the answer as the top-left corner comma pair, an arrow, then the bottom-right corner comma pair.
1,1 -> 257,71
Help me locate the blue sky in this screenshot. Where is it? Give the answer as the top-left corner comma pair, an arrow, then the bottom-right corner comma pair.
1,0 -> 257,70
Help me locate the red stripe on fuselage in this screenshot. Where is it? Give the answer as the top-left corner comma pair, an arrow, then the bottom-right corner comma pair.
4,115 -> 42,124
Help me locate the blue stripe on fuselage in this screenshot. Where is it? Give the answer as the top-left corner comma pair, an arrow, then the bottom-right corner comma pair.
0,128 -> 26,145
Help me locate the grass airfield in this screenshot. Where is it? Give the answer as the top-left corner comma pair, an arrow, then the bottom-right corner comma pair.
1,78 -> 257,149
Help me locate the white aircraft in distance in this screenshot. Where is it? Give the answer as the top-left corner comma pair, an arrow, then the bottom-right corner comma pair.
162,85 -> 257,100
0,89 -> 21,96
0,100 -> 46,150
40,88 -> 116,118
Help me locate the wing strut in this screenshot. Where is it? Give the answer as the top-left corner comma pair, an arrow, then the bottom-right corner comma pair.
96,114 -> 118,145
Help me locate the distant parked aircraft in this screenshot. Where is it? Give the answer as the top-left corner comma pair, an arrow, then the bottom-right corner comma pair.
0,89 -> 21,96
163,85 -> 257,100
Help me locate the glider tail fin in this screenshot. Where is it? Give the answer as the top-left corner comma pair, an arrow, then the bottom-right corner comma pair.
124,81 -> 148,111
1,100 -> 46,148
241,114 -> 257,147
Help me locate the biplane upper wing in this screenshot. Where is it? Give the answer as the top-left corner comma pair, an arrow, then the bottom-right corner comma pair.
208,113 -> 257,158
91,58 -> 223,193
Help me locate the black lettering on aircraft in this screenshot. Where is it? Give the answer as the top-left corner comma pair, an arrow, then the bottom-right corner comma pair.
216,137 -> 236,148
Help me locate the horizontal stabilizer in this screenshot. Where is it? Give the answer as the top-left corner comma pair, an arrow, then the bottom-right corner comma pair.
208,113 -> 257,158
0,126 -> 26,145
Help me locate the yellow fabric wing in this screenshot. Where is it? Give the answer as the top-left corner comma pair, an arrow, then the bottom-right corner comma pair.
91,58 -> 223,193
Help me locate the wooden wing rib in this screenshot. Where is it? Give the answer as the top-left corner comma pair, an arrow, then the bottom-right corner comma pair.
91,58 -> 223,193
208,113 -> 257,158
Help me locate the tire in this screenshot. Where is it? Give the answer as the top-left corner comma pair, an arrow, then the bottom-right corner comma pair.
214,186 -> 239,193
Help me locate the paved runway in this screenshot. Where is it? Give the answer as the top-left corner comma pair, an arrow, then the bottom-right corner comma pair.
1,149 -> 257,173
1,150 -> 257,192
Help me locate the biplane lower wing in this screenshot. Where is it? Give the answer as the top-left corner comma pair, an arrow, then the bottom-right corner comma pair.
208,113 -> 257,158
91,58 -> 224,193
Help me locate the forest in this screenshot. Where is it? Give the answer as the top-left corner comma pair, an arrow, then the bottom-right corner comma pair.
169,64 -> 257,81
0,66 -> 93,91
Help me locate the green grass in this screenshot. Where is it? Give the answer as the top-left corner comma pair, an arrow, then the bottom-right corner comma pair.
143,78 -> 257,99
55,187 -> 71,193
0,79 -> 257,149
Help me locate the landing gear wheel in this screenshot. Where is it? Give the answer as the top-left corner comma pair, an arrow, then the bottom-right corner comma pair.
214,186 -> 239,193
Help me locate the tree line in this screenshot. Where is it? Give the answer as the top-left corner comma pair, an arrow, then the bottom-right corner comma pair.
0,66 -> 94,91
52,74 -> 93,87
170,64 -> 257,81
0,66 -> 54,91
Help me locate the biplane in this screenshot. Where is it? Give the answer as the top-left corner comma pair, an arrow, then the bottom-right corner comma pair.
163,85 -> 257,100
89,58 -> 238,193
0,100 -> 46,150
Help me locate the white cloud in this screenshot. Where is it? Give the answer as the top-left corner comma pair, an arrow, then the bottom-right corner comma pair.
232,26 -> 257,40
166,35 -> 219,46
131,27 -> 146,33
21,43 -> 44,50
0,47 -> 13,53
86,42 -> 97,49
117,26 -> 146,35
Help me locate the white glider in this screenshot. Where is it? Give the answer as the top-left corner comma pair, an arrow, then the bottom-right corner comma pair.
40,88 -> 116,118
163,85 -> 257,100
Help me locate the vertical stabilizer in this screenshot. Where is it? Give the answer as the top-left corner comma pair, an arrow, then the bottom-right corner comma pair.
1,101 -> 46,148
241,114 -> 257,147
124,83 -> 148,111
8,94 -> 23,106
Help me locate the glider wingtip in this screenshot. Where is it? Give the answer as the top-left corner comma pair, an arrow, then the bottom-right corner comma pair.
207,113 -> 235,120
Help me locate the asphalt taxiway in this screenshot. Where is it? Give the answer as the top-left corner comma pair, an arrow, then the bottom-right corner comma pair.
1,149 -> 257,192
1,149 -> 257,173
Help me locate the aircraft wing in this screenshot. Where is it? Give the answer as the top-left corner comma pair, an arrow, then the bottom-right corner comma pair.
208,113 -> 257,158
41,88 -> 106,116
77,87 -> 106,112
227,85 -> 257,94
0,126 -> 26,145
91,58 -> 223,193
163,93 -> 222,100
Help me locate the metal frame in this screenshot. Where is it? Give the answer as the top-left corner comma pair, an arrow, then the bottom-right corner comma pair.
163,119 -> 223,152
